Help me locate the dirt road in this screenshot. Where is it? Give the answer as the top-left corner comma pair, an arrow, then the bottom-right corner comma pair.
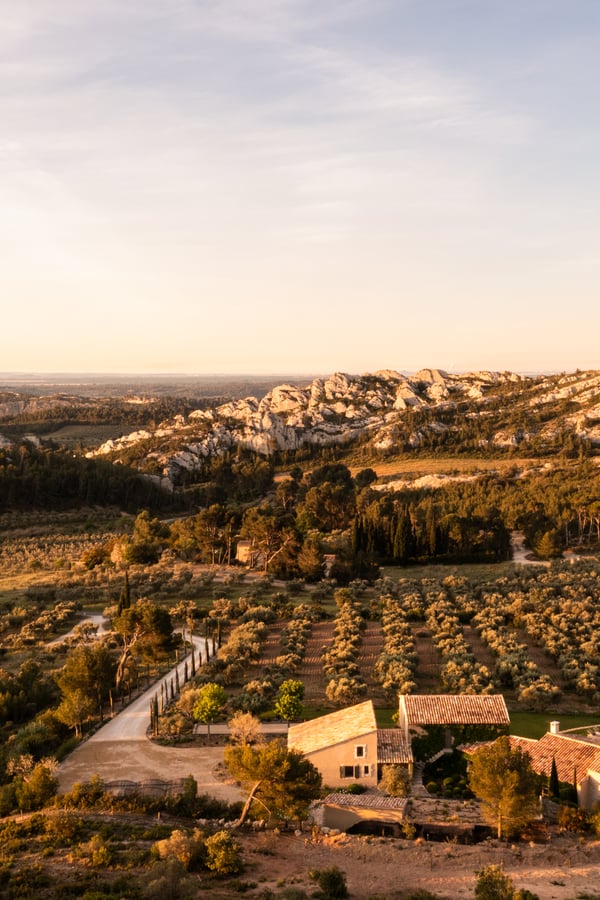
56,638 -> 243,803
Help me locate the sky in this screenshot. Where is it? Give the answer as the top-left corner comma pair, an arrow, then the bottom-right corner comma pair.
2,0 -> 600,376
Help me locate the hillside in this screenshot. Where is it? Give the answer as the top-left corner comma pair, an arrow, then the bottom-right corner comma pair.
77,368 -> 600,487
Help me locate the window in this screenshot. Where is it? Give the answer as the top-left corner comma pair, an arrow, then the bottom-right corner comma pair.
340,766 -> 355,779
355,745 -> 367,759
363,765 -> 370,776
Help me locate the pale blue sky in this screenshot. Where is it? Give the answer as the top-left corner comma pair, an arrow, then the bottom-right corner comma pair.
2,0 -> 599,375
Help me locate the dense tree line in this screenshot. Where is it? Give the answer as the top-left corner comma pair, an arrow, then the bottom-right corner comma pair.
0,396 -> 210,433
352,498 -> 511,566
0,443 -> 174,513
126,459 -> 600,576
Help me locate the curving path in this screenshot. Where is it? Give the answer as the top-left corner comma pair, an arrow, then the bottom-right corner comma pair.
56,636 -> 243,802
49,612 -> 109,646
511,530 -> 549,566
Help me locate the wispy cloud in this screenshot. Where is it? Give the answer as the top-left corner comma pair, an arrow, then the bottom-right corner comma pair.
1,1 -> 598,372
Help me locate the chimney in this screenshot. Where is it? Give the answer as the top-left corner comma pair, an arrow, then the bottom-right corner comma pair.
550,721 -> 560,734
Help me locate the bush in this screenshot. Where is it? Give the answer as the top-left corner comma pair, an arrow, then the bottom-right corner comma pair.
14,762 -> 58,812
474,865 -> 515,900
378,765 -> 411,797
343,783 -> 366,795
309,866 -> 348,899
204,830 -> 242,875
60,775 -> 106,809
142,858 -> 197,899
44,811 -> 84,847
153,828 -> 206,871
558,805 -> 591,833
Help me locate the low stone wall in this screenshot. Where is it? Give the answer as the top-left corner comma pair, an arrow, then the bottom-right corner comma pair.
104,778 -> 190,798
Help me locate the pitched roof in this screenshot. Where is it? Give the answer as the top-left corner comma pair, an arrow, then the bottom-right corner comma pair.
288,700 -> 377,756
510,733 -> 600,784
377,729 -> 413,765
323,792 -> 408,812
400,694 -> 509,726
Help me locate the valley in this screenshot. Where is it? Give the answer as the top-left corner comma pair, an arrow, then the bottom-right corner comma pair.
1,367 -> 600,898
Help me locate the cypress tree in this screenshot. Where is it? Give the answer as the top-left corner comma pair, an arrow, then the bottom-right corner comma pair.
153,695 -> 160,736
549,757 -> 560,799
426,501 -> 437,557
393,506 -> 414,564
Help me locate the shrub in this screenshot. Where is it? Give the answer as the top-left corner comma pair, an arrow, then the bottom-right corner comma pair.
44,811 -> 84,847
60,775 -> 106,809
204,830 -> 242,875
153,828 -> 206,871
309,866 -> 348,899
343,783 -> 366,795
378,765 -> 411,798
14,762 -> 58,812
474,865 -> 515,900
77,834 -> 115,868
558,805 -> 591,832
142,858 -> 197,900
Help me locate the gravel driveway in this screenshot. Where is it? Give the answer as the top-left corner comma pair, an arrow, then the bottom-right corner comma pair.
56,637 -> 243,803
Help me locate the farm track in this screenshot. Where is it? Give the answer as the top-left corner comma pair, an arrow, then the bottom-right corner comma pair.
510,625 -> 568,691
357,621 -> 386,703
411,626 -> 443,692
294,621 -> 333,701
253,622 -> 283,669
462,624 -> 498,672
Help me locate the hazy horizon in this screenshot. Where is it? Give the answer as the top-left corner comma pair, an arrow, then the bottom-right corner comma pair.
0,365 -> 571,382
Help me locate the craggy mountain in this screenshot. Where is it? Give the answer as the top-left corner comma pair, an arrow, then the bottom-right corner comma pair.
77,368 -> 600,488
0,375 -> 297,432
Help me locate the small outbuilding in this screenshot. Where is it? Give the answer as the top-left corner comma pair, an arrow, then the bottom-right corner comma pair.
321,792 -> 408,835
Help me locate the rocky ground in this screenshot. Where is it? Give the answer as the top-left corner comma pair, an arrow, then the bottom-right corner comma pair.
236,827 -> 600,899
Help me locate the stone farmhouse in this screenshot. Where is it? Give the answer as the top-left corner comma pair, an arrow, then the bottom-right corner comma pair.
288,700 -> 412,833
288,695 -> 510,790
287,700 -> 412,789
510,721 -> 600,810
288,695 -> 513,836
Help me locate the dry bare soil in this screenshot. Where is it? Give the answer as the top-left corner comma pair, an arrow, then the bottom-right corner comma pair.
58,736 -> 600,899
236,828 -> 600,900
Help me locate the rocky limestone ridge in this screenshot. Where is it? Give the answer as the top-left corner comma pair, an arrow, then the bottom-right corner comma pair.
88,368 -> 524,485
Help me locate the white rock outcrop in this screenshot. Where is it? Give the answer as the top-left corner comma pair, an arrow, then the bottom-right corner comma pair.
84,368 -> 544,485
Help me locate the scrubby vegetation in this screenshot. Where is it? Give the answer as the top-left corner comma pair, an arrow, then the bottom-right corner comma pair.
2,373 -> 600,893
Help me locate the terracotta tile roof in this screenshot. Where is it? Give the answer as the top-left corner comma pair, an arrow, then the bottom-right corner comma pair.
323,792 -> 408,811
510,733 -> 600,784
400,694 -> 509,726
377,729 -> 413,765
288,700 -> 377,756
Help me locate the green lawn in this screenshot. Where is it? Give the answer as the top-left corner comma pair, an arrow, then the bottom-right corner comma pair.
380,560 -> 520,584
509,711 -> 600,740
